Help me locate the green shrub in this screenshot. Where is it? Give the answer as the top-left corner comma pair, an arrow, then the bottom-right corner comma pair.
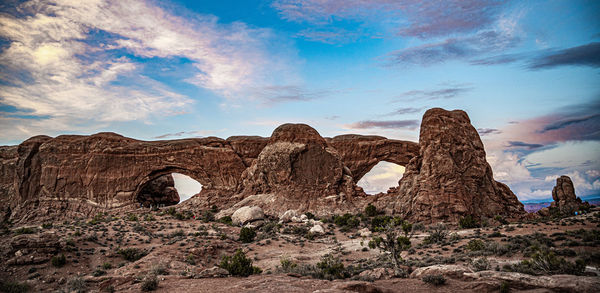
494,215 -> 508,225
219,249 -> 261,277
14,227 -> 34,235
507,249 -> 586,275
499,281 -> 510,293
466,239 -> 485,251
333,213 -> 360,231
218,216 -> 233,225
51,253 -> 66,267
93,269 -> 107,277
239,227 -> 256,243
127,214 -> 138,221
305,212 -> 315,220
118,248 -> 147,262
422,274 -> 446,286
316,254 -> 349,280
365,204 -> 378,217
166,207 -> 177,216
0,280 -> 30,293
279,257 -> 297,272
470,257 -> 490,271
41,223 -> 53,229
423,224 -> 448,244
459,215 -> 480,229
102,262 -> 113,270
67,277 -> 86,293
140,274 -> 158,291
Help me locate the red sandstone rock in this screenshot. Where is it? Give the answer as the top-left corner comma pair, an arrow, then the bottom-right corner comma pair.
549,175 -> 589,215
387,108 -> 525,222
136,174 -> 179,206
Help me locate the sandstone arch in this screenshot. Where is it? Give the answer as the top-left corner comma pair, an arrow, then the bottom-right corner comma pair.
327,135 -> 418,182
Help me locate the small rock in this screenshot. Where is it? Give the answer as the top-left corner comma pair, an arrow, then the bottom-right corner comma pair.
309,224 -> 325,234
358,228 -> 371,237
279,210 -> 297,223
358,268 -> 395,280
194,266 -> 229,278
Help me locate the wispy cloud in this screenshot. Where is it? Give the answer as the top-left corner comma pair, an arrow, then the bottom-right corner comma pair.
346,119 -> 419,129
506,141 -> 544,150
0,0 -> 298,142
471,42 -> 600,69
272,0 -> 509,38
529,42 -> 600,69
395,84 -> 473,101
153,130 -> 215,139
478,128 -> 502,136
252,85 -> 334,106
385,107 -> 423,116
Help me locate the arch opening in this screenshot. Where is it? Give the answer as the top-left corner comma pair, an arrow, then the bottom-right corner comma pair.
357,161 -> 405,195
135,172 -> 203,207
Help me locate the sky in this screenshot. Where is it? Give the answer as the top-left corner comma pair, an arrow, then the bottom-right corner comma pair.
0,0 -> 599,202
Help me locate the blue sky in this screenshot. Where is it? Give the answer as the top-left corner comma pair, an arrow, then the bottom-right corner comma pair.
0,0 -> 599,201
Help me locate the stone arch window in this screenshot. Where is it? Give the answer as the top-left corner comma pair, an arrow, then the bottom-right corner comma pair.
357,161 -> 405,195
135,172 -> 202,207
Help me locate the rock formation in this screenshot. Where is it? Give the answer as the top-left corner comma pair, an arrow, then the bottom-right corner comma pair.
0,108 -> 527,223
327,135 -> 418,182
386,108 -> 525,222
548,175 -> 589,215
136,174 -> 179,206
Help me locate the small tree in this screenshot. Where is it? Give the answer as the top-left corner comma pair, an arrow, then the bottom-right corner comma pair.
368,220 -> 413,273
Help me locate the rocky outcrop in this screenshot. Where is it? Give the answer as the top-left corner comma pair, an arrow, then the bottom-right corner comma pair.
327,135 -> 418,182
0,108 -> 526,223
386,108 -> 525,222
237,124 -> 358,215
546,175 -> 589,215
231,206 -> 264,226
136,174 -> 179,206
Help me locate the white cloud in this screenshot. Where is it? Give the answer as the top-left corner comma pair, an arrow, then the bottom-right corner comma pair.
172,173 -> 202,203
0,0 -> 298,142
357,161 -> 405,194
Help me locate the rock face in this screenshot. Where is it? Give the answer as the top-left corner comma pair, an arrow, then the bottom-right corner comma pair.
549,175 -> 589,215
327,135 -> 418,183
0,108 -> 526,223
388,108 -> 525,222
136,174 -> 179,206
238,123 -> 358,215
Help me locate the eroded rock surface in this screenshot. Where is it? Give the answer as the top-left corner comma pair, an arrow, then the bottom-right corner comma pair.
549,175 -> 589,215
136,174 -> 180,207
387,108 -> 525,222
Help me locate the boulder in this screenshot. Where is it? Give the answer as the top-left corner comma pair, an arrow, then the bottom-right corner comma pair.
309,224 -> 325,235
358,268 -> 395,281
389,108 -> 526,222
410,264 -> 473,280
231,206 -> 264,226
193,266 -> 229,278
279,210 -> 297,223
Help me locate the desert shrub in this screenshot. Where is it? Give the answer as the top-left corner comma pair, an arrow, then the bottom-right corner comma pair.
166,207 -> 176,216
305,212 -> 315,220
151,263 -> 168,275
41,222 -> 53,229
201,210 -> 214,222
140,274 -> 158,291
51,253 -> 66,267
279,257 -> 297,272
239,227 -> 256,243
0,280 -> 30,293
127,214 -> 138,221
333,213 -> 360,231
488,231 -> 504,238
459,215 -> 480,229
218,216 -> 233,225
466,239 -> 485,251
219,249 -> 261,277
365,204 -> 378,217
14,227 -> 34,235
494,215 -> 508,225
102,262 -> 113,270
118,248 -> 147,262
144,214 -> 154,221
368,220 -> 413,272
499,281 -> 510,293
507,248 -> 586,275
470,257 -> 490,271
423,224 -> 448,245
170,229 -> 185,237
422,274 -> 446,286
316,254 -> 349,280
67,277 -> 86,293
93,269 -> 107,277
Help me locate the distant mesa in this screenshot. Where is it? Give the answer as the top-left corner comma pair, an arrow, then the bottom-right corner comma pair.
0,108 -> 527,224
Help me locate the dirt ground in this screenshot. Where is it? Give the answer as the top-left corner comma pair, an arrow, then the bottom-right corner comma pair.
1,206 -> 599,292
